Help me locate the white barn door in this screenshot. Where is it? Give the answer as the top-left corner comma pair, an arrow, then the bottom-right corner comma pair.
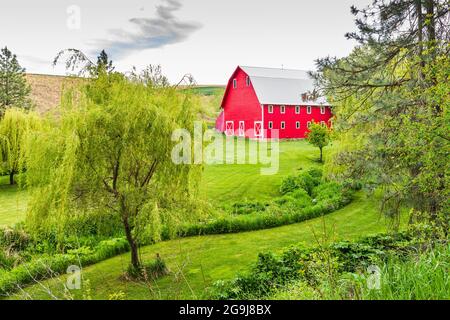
254,121 -> 263,138
239,121 -> 245,137
225,121 -> 234,136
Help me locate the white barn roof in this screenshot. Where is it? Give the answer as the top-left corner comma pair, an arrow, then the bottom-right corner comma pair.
240,66 -> 328,106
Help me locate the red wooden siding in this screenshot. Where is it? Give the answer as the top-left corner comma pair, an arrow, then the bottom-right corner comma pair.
216,66 -> 333,139
219,67 -> 263,139
264,105 -> 332,139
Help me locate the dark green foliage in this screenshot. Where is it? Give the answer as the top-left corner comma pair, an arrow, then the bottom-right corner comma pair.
172,168 -> 349,239
96,50 -> 115,75
0,237 -> 129,295
0,47 -> 31,115
209,233 -> 416,299
279,169 -> 322,196
314,0 -> 449,224
231,201 -> 268,215
126,254 -> 169,280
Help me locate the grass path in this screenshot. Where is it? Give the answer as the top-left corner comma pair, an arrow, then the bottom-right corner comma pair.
15,192 -> 388,300
0,176 -> 27,227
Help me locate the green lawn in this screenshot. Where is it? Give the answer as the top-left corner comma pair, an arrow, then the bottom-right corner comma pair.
2,139 -> 391,300
0,176 -> 28,227
201,139 -> 325,206
13,191 -> 386,300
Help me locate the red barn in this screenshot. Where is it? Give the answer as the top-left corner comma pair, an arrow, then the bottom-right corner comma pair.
215,66 -> 332,139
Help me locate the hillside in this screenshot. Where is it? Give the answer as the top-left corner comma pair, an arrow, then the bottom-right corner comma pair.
25,74 -> 225,117
25,74 -> 83,114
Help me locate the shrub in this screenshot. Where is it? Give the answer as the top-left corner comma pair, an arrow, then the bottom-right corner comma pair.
231,201 -> 268,215
0,237 -> 129,295
126,254 -> 169,280
279,170 -> 322,196
209,233 -> 417,300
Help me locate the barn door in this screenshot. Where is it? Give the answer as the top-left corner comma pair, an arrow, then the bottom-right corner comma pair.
239,121 -> 245,137
254,121 -> 263,138
225,121 -> 234,136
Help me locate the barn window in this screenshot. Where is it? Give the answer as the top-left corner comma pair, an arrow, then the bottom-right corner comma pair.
307,121 -> 312,129
307,106 -> 312,114
295,106 -> 300,114
268,121 -> 273,129
246,76 -> 251,86
268,105 -> 274,114
320,106 -> 326,114
296,121 -> 300,129
321,121 -> 326,127
233,79 -> 237,89
281,121 -> 286,129
280,106 -> 286,114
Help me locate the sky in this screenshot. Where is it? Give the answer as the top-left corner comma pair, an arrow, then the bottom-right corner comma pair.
0,0 -> 372,85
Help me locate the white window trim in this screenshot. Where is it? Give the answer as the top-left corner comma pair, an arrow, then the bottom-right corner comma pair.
268,121 -> 273,129
226,121 -> 234,136
239,121 -> 245,136
280,105 -> 286,114
281,121 -> 286,129
295,106 -> 300,114
307,121 -> 312,129
307,106 -> 312,114
296,121 -> 300,129
320,106 -> 326,115
268,105 -> 274,114
233,79 -> 237,89
321,121 -> 326,127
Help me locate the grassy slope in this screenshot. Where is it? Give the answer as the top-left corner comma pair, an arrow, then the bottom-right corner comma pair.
13,140 -> 389,300
15,192 -> 385,300
201,140 -> 324,206
0,176 -> 27,227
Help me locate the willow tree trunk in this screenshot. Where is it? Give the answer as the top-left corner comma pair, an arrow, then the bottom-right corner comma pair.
123,214 -> 140,270
319,147 -> 323,163
9,171 -> 14,185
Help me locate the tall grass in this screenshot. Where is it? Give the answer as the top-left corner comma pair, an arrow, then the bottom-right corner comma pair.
359,245 -> 450,300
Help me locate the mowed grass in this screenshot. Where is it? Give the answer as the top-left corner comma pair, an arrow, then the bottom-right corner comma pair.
11,140 -> 391,300
200,139 -> 325,205
0,176 -> 28,227
13,192 -> 387,300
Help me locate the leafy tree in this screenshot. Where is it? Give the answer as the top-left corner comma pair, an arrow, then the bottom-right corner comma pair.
0,47 -> 31,116
0,108 -> 39,185
313,0 -> 449,226
96,50 -> 115,75
129,65 -> 170,88
53,49 -> 115,77
24,74 -> 202,271
306,122 -> 331,163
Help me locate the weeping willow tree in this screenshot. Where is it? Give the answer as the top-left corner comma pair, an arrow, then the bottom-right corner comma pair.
24,74 -> 203,270
0,108 -> 40,185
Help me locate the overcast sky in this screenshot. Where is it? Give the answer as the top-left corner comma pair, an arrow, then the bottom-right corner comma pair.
0,0 -> 371,84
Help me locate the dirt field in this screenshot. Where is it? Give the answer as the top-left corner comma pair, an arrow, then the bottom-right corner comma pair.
25,73 -> 83,114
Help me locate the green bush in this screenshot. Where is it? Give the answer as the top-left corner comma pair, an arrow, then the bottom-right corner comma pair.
231,201 -> 268,215
127,254 -> 169,280
279,169 -> 322,196
0,237 -> 129,295
209,233 -> 416,300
